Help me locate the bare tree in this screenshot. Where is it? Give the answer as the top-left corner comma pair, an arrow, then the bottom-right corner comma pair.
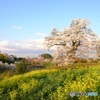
45,18 -> 100,64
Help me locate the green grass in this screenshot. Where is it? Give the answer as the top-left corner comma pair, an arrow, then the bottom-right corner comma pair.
0,64 -> 100,100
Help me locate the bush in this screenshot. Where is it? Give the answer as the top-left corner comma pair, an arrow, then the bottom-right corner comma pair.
0,70 -> 15,80
0,54 -> 9,63
15,61 -> 28,74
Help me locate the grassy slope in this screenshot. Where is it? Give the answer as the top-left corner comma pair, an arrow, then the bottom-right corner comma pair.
0,64 -> 100,100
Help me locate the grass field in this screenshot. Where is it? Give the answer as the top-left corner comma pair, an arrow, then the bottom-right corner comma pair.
0,63 -> 100,100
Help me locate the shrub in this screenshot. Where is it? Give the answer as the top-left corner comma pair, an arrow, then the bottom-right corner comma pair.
15,61 -> 28,74
0,54 -> 9,63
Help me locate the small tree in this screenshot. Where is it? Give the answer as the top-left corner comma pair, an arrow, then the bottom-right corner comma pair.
40,53 -> 53,59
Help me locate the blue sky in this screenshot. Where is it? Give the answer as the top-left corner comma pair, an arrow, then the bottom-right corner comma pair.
0,0 -> 100,57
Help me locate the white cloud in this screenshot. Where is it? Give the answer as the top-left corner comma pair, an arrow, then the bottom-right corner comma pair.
12,25 -> 22,30
0,39 -> 54,57
0,41 -> 8,46
0,41 -> 16,51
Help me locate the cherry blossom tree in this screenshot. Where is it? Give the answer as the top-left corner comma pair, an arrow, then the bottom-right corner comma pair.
45,18 -> 100,65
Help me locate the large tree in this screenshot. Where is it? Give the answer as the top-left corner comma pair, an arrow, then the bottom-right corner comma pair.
45,18 -> 100,64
